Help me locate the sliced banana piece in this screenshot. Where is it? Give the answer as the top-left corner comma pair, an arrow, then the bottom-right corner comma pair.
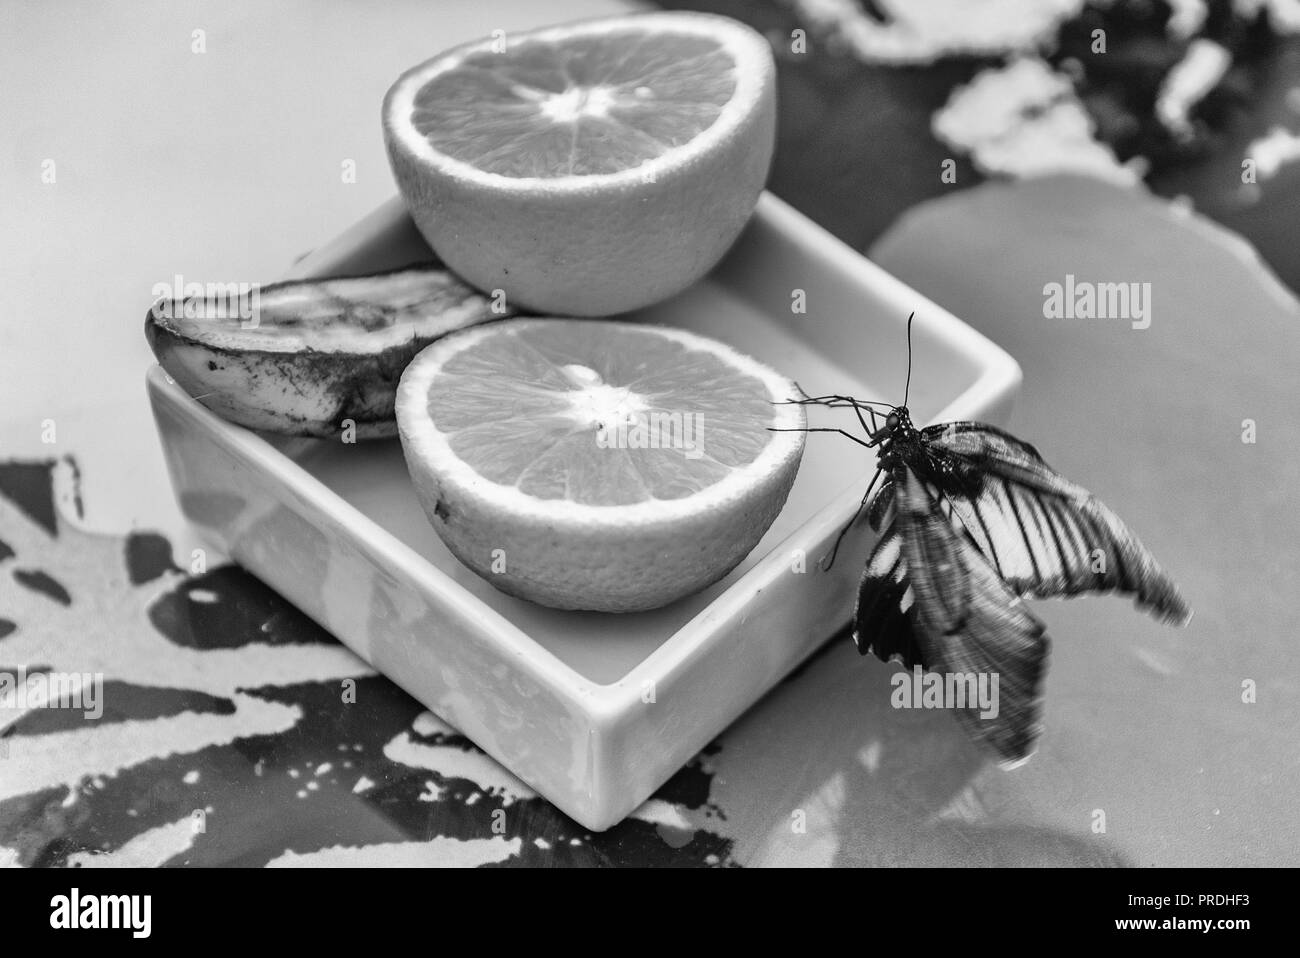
146,265 -> 511,438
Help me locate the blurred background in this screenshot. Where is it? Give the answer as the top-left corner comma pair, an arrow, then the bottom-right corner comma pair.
670,0 -> 1300,292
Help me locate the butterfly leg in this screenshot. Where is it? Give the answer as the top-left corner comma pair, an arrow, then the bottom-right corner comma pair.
789,394 -> 882,444
846,396 -> 877,441
768,426 -> 874,449
823,465 -> 885,570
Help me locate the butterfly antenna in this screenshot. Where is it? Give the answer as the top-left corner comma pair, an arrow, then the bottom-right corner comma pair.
903,312 -> 914,408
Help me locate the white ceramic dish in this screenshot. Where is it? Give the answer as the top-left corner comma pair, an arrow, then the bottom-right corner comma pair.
147,192 -> 1021,830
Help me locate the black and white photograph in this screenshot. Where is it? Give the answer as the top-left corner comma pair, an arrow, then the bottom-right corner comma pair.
2,0 -> 1296,913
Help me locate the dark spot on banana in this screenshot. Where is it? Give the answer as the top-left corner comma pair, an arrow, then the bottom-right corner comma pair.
144,264 -> 516,437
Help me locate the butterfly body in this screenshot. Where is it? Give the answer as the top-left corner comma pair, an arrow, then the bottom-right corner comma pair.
873,407 -> 984,501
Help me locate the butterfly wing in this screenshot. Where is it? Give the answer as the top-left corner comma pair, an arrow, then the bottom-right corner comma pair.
856,467 -> 1050,763
852,524 -> 923,667
922,422 -> 1191,626
866,477 -> 895,532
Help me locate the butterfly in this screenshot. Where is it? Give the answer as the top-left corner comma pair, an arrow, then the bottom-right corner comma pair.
780,314 -> 1191,764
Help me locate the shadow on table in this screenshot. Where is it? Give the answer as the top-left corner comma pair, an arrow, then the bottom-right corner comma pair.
707,635 -> 1128,867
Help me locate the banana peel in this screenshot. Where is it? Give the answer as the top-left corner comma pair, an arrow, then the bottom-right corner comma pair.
145,265 -> 511,438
